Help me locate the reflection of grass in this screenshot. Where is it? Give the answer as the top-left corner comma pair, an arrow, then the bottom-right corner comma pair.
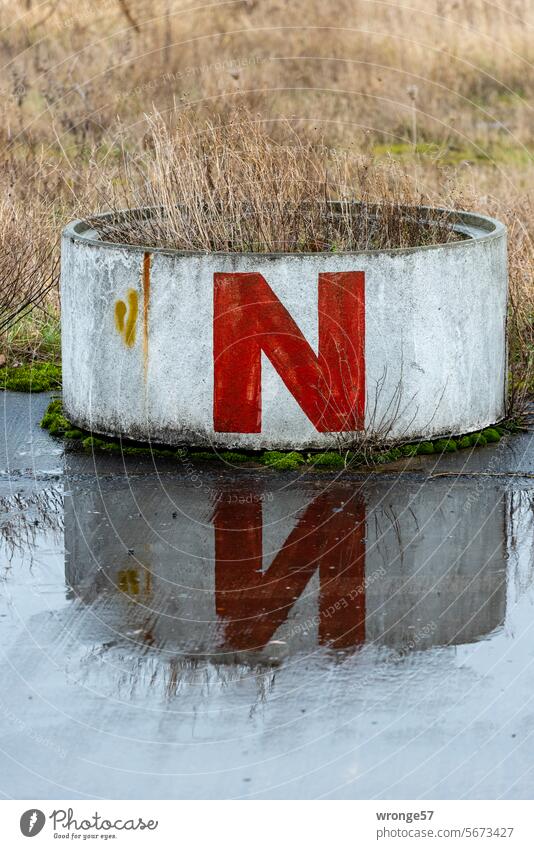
0,487 -> 63,564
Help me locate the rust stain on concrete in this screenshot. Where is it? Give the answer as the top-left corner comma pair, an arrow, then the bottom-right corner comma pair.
142,252 -> 152,380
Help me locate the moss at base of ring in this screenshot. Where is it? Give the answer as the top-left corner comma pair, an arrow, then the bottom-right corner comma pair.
39,398 -> 521,470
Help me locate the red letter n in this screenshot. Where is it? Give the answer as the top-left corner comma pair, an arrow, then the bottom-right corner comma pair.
213,272 -> 365,432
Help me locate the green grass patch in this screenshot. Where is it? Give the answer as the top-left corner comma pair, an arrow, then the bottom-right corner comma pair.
373,140 -> 534,167
3,311 -> 61,364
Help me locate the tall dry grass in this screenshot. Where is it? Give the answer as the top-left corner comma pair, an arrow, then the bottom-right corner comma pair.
0,0 -> 531,399
0,166 -> 59,335
89,113 -> 462,252
2,0 -> 533,150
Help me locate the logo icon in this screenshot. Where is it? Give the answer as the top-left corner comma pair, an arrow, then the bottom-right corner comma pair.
20,809 -> 45,837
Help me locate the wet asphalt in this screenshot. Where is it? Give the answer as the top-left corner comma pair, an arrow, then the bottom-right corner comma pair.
1,391 -> 534,799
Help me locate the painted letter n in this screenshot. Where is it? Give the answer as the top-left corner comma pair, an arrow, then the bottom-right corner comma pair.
213,272 -> 365,433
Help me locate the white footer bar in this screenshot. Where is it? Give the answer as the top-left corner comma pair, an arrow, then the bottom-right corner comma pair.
2,800 -> 532,847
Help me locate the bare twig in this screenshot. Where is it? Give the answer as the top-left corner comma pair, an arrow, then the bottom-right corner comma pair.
117,0 -> 140,33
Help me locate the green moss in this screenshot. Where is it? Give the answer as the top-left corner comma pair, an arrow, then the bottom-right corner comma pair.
112,445 -> 178,459
397,425 -> 507,459
82,436 -> 107,451
82,436 -> 131,453
121,445 -> 149,456
261,450 -> 305,467
373,448 -> 404,464
266,454 -> 303,470
345,451 -> 365,466
260,450 -> 283,465
433,438 -> 458,453
40,398 -> 71,436
310,452 -> 345,468
469,432 -> 487,447
371,452 -> 387,465
40,397 -> 62,425
219,451 -> 250,463
40,397 -> 510,471
1,361 -> 61,392
416,441 -> 435,455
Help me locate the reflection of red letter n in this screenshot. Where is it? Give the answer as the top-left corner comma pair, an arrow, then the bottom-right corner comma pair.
213,272 -> 365,433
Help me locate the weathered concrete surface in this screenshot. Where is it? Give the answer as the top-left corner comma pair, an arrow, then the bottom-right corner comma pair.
1,394 -> 534,800
61,210 -> 507,450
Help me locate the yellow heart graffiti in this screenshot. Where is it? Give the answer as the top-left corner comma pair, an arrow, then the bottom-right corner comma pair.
114,289 -> 138,347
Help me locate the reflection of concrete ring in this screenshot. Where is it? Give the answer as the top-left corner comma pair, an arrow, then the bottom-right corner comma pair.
65,478 -> 507,662
61,207 -> 507,450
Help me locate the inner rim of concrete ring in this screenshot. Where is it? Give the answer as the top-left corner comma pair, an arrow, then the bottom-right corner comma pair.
64,204 -> 506,259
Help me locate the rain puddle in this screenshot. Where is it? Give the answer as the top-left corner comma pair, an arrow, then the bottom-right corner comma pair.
1,464 -> 534,798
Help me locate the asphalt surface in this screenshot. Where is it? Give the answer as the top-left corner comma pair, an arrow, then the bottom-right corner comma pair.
1,391 -> 534,799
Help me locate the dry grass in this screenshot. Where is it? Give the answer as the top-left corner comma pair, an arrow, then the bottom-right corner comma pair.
0,170 -> 59,335
88,113 -> 462,252
500,196 -> 534,409
0,0 -> 531,397
2,1 -> 533,151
